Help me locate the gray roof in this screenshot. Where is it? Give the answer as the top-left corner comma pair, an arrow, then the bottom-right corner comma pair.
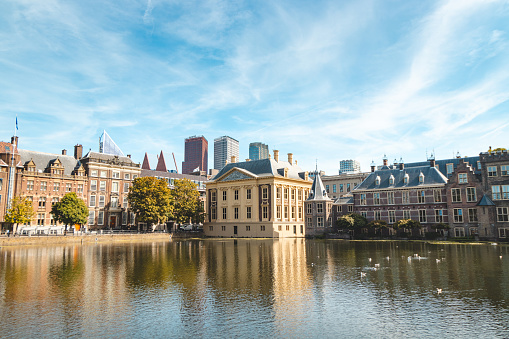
82,151 -> 139,167
18,149 -> 80,176
211,158 -> 309,181
355,166 -> 448,191
307,172 -> 331,201
405,156 -> 480,176
334,195 -> 354,204
477,194 -> 496,206
141,169 -> 208,182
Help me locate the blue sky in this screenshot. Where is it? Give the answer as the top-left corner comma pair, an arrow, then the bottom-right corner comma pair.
1,0 -> 509,174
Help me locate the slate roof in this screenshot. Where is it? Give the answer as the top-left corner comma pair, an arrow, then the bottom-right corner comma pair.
334,195 -> 354,204
405,156 -> 480,176
477,194 -> 496,206
355,166 -> 448,191
211,158 -> 309,181
18,149 -> 80,176
307,172 -> 331,201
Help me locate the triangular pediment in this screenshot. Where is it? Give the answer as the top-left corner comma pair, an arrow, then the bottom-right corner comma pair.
217,168 -> 256,182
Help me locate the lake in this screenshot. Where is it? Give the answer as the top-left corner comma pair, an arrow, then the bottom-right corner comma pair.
0,239 -> 508,338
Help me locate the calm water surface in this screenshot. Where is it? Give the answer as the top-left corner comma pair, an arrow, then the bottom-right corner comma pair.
0,239 -> 508,338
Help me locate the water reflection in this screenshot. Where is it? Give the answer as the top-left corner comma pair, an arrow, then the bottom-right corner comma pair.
0,240 -> 508,338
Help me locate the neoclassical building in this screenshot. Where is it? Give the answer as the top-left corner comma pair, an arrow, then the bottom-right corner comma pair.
204,151 -> 312,238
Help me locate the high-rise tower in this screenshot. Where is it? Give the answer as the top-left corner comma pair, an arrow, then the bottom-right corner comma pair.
249,142 -> 269,161
182,136 -> 208,174
214,136 -> 239,170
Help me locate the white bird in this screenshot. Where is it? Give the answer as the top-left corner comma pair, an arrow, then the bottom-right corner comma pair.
414,254 -> 419,257
500,256 -> 503,259
386,256 -> 390,261
368,258 -> 372,262
360,272 -> 366,277
436,259 -> 441,263
437,288 -> 442,294
374,263 -> 380,268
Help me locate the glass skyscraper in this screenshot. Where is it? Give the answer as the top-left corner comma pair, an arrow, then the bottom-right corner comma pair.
249,142 -> 269,161
214,136 -> 239,170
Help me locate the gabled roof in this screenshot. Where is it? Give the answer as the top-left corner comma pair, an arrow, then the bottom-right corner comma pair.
210,158 -> 309,182
405,156 -> 480,176
307,172 -> 331,201
18,149 -> 80,176
477,194 -> 496,206
355,166 -> 448,191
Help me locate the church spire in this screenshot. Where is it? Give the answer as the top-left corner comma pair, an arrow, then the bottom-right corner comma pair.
156,150 -> 167,172
142,152 -> 151,170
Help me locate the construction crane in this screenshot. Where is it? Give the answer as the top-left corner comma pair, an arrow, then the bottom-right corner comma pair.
172,152 -> 179,173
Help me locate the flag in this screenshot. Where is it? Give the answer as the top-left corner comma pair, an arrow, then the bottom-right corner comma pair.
16,116 -> 18,130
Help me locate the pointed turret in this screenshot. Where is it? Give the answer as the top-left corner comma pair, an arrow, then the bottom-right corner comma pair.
156,150 -> 167,172
142,152 -> 151,170
307,171 -> 330,201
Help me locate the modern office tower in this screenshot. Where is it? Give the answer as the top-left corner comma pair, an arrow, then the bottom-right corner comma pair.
249,142 -> 269,161
182,136 -> 208,174
339,159 -> 361,173
214,136 -> 239,170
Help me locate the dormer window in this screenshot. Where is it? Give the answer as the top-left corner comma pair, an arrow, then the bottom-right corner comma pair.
375,175 -> 381,186
419,172 -> 425,184
403,173 -> 409,184
389,175 -> 395,186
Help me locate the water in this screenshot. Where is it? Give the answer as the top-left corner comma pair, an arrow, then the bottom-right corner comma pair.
1,239 -> 508,338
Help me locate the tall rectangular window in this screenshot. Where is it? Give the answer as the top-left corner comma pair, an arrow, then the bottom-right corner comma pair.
458,173 -> 468,184
246,189 -> 251,200
389,210 -> 396,223
434,189 -> 442,203
277,187 -> 281,199
298,190 -> 302,201
234,207 -> 239,219
99,196 -> 105,207
98,211 -> 104,225
503,185 -> 509,199
53,182 -> 60,192
468,208 -> 478,222
317,203 -> 323,213
100,181 -> 106,191
90,180 -> 97,191
211,208 -> 216,220
298,207 -> 302,219
223,208 -> 227,220
488,166 -> 497,177
333,184 -> 337,193
340,184 -> 344,193
435,209 -> 443,223
418,190 -> 425,203
403,210 -> 411,219
360,194 -> 366,205
38,197 -> 46,208
223,191 -> 227,201
326,185 -> 329,193
90,195 -> 96,207
284,206 -> 288,219
111,196 -> 118,208
77,184 -> 84,193
65,183 -> 72,192
112,182 -> 119,193
123,197 -> 128,208
307,204 -> 312,214
502,165 -> 509,176
347,183 -> 351,192
497,207 -> 508,222
263,206 -> 268,219
277,206 -> 282,219
247,206 -> 251,219
492,186 -> 501,200
373,193 -> 380,205
452,188 -> 461,202
263,187 -> 268,200
419,210 -> 427,223
291,189 -> 295,200
88,211 -> 95,225
27,180 -> 34,191
317,217 -> 324,227
40,181 -> 47,191
454,208 -> 463,223
467,187 -> 477,202
387,192 -> 394,205
374,210 -> 381,220
402,191 -> 409,204
284,188 -> 288,200
234,190 -> 239,200
291,206 -> 295,219
446,164 -> 454,175
124,182 -> 130,193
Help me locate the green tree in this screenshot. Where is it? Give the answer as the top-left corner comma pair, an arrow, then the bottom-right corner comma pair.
336,213 -> 367,238
368,219 -> 388,237
128,177 -> 173,228
51,192 -> 89,233
4,196 -> 35,234
394,219 -> 421,236
171,179 -> 203,225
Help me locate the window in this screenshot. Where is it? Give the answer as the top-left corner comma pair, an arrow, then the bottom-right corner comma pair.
455,227 -> 465,237
360,194 -> 366,205
501,165 -> 509,176
468,208 -> 478,222
123,197 -> 128,208
298,190 -> 302,200
284,188 -> 288,200
307,204 -> 312,214
223,191 -> 227,200
347,183 -> 351,192
88,211 -> 95,225
246,226 -> 250,231
263,206 -> 268,219
90,180 -> 97,191
277,206 -> 282,219
90,195 -> 96,207
492,186 -> 501,200
247,189 -> 251,200
91,170 -> 98,177
124,173 -> 130,180
64,183 -> 71,192
291,189 -> 295,200
361,211 -> 367,218
77,184 -> 83,193
221,226 -> 226,231
222,208 -> 227,220
340,184 -> 344,193
38,197 -> 46,208
488,166 -> 498,177
374,210 -> 381,220
419,210 -> 427,223
326,185 -> 329,193
387,192 -> 394,205
389,175 -> 394,186
124,182 -> 130,193
277,187 -> 281,199
100,181 -> 106,191
435,209 -> 443,223
373,193 -> 380,205
307,217 -> 312,226
497,207 -> 508,222
317,203 -> 323,213
53,182 -> 60,192
99,195 -> 105,207
98,211 -> 104,225
453,208 -> 463,223
403,210 -> 411,219
300,225 -> 303,234
122,212 -> 127,225
247,206 -> 252,219
463,187 -> 476,202
284,206 -> 288,219
333,184 -> 337,193
132,175 -> 138,180
389,210 -> 396,223
403,174 -> 409,184
418,190 -> 425,203
52,197 -> 59,205
27,180 -> 34,191
348,205 -> 353,212
234,190 -> 239,200
211,191 -> 217,202
112,172 -> 120,179
458,173 -> 468,184
40,181 -> 47,191
261,225 -> 266,231
50,214 -> 57,226
211,208 -> 216,220
434,189 -> 442,203
446,164 -> 454,175
451,188 -> 461,202
263,187 -> 268,200
298,206 -> 303,219
419,173 -> 425,184
503,185 -> 509,199
209,226 -> 213,231
402,191 -> 409,204
286,225 -> 290,231
291,206 -> 295,219
111,196 -> 118,208
499,228 -> 508,238
100,171 -> 107,178
234,207 -> 239,219
317,217 -> 324,227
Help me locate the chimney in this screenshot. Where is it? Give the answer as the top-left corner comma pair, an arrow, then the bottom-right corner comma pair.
430,158 -> 435,168
274,150 -> 279,162
231,156 -> 237,163
74,144 -> 83,160
11,136 -> 18,148
295,160 -> 298,165
288,153 -> 293,164
399,162 -> 405,170
383,155 -> 388,166
127,154 -> 131,159
370,160 -> 376,172
62,149 -> 67,155
246,159 -> 251,162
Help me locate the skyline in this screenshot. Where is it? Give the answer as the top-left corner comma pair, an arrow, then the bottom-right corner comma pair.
1,0 -> 509,174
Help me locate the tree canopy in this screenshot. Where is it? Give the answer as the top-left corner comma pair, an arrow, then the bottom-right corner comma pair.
4,196 -> 35,233
51,192 -> 89,230
336,213 -> 367,230
128,177 -> 173,225
394,219 -> 421,230
171,179 -> 204,224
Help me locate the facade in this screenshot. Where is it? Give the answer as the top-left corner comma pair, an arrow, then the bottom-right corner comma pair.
182,136 -> 208,174
249,142 -> 269,161
80,151 -> 141,230
204,150 -> 312,238
214,136 -> 239,171
305,172 -> 334,236
321,172 -> 369,200
339,159 -> 361,173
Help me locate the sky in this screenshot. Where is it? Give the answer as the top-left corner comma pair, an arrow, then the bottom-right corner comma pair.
1,0 -> 509,175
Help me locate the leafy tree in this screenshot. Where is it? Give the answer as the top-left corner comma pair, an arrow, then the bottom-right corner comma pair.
4,196 -> 35,234
394,219 -> 421,237
51,192 -> 89,232
128,177 -> 173,227
171,179 -> 203,224
336,213 -> 367,237
368,220 -> 388,236
431,222 -> 450,230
